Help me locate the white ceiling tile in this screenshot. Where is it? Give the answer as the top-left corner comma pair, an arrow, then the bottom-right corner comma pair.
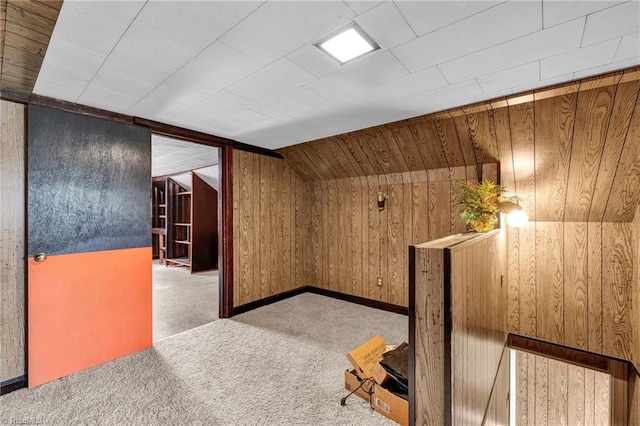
356,2 -> 416,49
542,0 -> 623,28
228,109 -> 274,125
306,51 -> 408,101
286,44 -> 341,78
202,90 -> 258,113
52,6 -> 123,56
344,0 -> 384,15
168,42 -> 263,95
90,69 -> 155,100
226,75 -> 281,103
275,87 -> 331,110
438,17 -> 584,84
175,112 -> 247,135
392,1 -> 542,73
41,38 -> 106,79
60,1 -> 145,33
136,1 -> 263,50
582,1 -> 640,47
220,1 -> 355,64
183,102 -> 235,120
250,100 -> 300,119
32,78 -> 86,102
573,58 -> 640,80
114,20 -> 200,71
390,79 -> 484,112
477,61 -> 540,94
134,82 -> 209,116
100,49 -> 170,87
614,33 -> 640,62
77,85 -> 139,113
252,58 -> 317,91
541,38 -> 620,79
511,72 -> 574,94
355,66 -> 450,103
394,1 -> 503,36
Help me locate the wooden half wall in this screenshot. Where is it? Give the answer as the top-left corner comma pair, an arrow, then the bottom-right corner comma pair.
232,150 -> 311,307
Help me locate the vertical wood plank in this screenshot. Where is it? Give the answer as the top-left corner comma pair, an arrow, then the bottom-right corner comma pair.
535,221 -> 564,344
519,223 -> 537,338
386,173 -> 403,305
603,89 -> 640,222
547,359 -> 568,426
602,222 -> 633,360
428,168 -> 451,240
259,156 -> 271,298
412,170 -> 429,244
350,177 -> 363,298
402,172 -> 413,307
564,86 -> 615,221
508,102 -> 536,220
587,222 -> 603,354
385,122 -> 428,171
377,174 -> 388,302
533,91 -> 577,221
359,176 -> 369,298
534,355 -> 549,426
367,175 -> 380,300
0,100 -> 25,382
589,79 -> 640,221
327,179 -> 338,292
564,222 -> 588,350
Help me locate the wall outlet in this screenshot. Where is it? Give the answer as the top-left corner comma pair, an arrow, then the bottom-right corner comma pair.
377,277 -> 383,287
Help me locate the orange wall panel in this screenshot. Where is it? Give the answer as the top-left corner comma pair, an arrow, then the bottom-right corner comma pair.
28,247 -> 152,387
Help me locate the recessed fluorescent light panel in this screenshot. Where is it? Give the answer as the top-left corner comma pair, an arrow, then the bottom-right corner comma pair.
315,23 -> 380,64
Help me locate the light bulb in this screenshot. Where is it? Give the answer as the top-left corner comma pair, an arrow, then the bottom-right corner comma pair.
507,209 -> 529,228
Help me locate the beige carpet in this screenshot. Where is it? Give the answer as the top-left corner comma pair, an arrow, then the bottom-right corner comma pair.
0,293 -> 408,425
153,261 -> 219,342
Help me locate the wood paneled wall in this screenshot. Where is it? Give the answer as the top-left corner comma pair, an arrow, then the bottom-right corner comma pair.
506,221 -> 635,363
0,0 -> 61,93
412,230 -> 507,425
280,67 -> 640,224
232,150 -> 311,307
514,350 -> 611,425
309,164 -> 497,307
0,100 -> 25,382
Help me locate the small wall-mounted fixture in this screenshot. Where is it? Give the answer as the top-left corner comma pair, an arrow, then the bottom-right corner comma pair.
377,192 -> 387,211
506,207 -> 529,228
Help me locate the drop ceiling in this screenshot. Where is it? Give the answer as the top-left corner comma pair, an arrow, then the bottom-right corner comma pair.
34,0 -> 640,150
152,135 -> 218,177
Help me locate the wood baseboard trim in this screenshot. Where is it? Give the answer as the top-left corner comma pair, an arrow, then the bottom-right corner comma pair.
0,376 -> 27,395
305,287 -> 408,315
233,286 -> 408,316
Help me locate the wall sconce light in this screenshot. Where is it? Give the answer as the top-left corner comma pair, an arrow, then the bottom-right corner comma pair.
506,208 -> 529,228
498,201 -> 529,228
377,192 -> 387,211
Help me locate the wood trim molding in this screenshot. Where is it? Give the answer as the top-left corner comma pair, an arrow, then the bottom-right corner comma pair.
507,333 -> 640,376
233,285 -> 409,317
408,245 -> 416,426
220,146 -> 234,319
0,375 -> 26,395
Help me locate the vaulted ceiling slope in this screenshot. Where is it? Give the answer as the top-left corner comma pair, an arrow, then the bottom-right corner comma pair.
21,1 -> 640,149
0,0 -> 61,93
278,67 -> 640,223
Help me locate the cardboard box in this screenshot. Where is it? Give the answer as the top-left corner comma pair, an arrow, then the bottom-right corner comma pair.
344,369 -> 408,426
371,361 -> 391,386
346,335 -> 387,378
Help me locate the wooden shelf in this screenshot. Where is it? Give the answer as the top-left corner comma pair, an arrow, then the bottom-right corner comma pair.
177,191 -> 191,196
174,240 -> 191,245
166,257 -> 190,267
158,204 -> 166,207
174,223 -> 191,226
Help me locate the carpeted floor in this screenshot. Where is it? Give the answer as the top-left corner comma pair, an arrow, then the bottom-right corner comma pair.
153,261 -> 219,342
0,293 -> 408,425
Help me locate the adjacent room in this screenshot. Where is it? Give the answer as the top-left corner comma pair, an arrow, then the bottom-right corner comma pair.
151,135 -> 220,342
1,1 -> 640,425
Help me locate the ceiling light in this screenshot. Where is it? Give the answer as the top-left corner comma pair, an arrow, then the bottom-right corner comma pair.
315,23 -> 380,64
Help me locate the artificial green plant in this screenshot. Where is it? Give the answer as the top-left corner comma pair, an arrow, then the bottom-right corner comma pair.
455,180 -> 519,232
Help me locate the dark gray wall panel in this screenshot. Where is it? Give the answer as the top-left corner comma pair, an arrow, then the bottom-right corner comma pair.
28,105 -> 151,256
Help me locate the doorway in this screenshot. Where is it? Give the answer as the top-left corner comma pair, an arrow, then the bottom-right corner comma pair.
151,135 -> 222,342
